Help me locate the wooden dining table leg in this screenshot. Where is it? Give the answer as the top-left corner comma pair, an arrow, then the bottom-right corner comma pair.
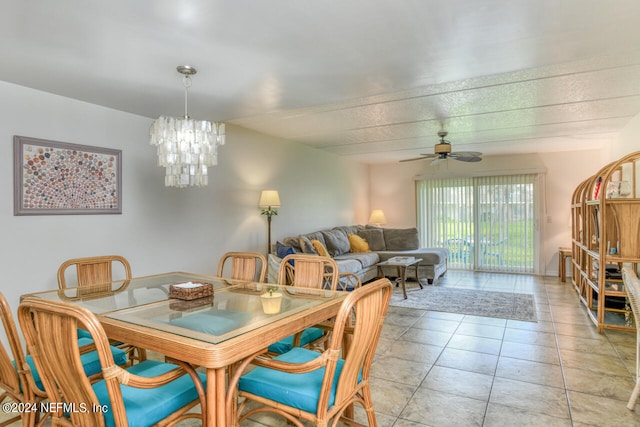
205,369 -> 215,427
206,367 -> 227,427
216,368 -> 226,426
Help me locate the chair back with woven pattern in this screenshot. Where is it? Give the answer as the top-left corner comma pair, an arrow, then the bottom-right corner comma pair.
278,254 -> 339,290
19,298 -> 118,426
336,272 -> 361,292
327,278 -> 391,411
57,256 -> 147,364
217,252 -> 267,283
57,255 -> 132,289
0,292 -> 46,427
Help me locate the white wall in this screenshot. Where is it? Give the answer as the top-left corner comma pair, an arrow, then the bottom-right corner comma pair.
369,150 -> 608,276
0,81 -> 369,316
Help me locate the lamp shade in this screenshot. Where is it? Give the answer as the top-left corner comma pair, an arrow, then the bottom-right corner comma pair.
259,190 -> 281,208
369,209 -> 387,225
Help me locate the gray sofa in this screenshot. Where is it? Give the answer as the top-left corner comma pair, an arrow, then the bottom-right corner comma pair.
269,225 -> 448,286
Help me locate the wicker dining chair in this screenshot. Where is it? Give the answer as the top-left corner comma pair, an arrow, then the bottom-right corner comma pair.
217,252 -> 267,283
266,254 -> 341,354
18,297 -> 206,427
623,266 -> 640,410
0,292 -> 48,427
277,254 -> 339,290
57,255 -> 146,364
1,291 -> 129,427
57,255 -> 132,289
336,272 -> 362,292
229,277 -> 393,427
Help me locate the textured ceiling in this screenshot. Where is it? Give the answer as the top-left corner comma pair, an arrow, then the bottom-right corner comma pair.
2,0 -> 640,163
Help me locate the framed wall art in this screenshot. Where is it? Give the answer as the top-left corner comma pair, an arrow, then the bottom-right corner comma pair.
14,135 -> 122,215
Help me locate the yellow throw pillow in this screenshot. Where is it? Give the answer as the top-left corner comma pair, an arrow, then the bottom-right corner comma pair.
348,234 -> 371,253
310,239 -> 330,257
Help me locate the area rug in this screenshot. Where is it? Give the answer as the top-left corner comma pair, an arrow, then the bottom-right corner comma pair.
390,286 -> 537,322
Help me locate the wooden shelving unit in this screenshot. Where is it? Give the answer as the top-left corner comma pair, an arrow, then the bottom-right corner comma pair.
571,151 -> 640,332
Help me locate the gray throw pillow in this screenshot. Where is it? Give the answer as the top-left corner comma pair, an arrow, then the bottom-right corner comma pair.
357,229 -> 386,251
383,227 -> 419,251
321,229 -> 351,257
299,235 -> 318,254
303,231 -> 326,247
334,225 -> 363,236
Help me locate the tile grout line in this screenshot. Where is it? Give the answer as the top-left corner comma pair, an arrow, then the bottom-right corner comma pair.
547,279 -> 577,426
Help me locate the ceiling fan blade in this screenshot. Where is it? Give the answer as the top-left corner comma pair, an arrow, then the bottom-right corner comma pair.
449,151 -> 483,162
449,151 -> 482,157
454,156 -> 482,162
399,154 -> 436,162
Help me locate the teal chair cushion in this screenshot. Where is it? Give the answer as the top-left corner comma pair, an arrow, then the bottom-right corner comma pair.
92,360 -> 206,427
77,328 -> 92,339
238,347 -> 346,413
267,327 -> 324,354
19,339 -> 128,391
76,338 -> 128,376
20,356 -> 44,390
166,309 -> 250,336
78,329 -> 125,347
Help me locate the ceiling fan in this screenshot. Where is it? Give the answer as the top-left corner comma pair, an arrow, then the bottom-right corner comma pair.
401,131 -> 482,164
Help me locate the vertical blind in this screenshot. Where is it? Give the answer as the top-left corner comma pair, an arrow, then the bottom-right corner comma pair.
416,174 -> 538,273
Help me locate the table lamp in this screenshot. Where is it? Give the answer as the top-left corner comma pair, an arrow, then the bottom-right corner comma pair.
369,209 -> 387,227
259,190 -> 281,254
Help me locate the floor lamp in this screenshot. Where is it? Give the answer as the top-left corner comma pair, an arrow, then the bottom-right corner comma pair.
259,190 -> 281,254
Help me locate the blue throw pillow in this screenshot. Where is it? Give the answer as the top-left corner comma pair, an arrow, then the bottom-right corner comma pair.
276,241 -> 296,265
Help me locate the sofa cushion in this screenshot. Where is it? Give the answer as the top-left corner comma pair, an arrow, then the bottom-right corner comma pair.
299,236 -> 317,254
334,225 -> 363,236
377,248 -> 447,265
357,229 -> 386,251
303,231 -> 326,246
282,236 -> 302,253
334,252 -> 379,269
334,258 -> 365,275
348,234 -> 370,253
383,227 -> 419,251
321,229 -> 351,257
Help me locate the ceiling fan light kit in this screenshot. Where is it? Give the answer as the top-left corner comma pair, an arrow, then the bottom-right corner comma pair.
434,144 -> 452,155
400,130 -> 482,164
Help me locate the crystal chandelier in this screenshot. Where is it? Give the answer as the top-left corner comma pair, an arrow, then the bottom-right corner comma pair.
149,65 -> 225,188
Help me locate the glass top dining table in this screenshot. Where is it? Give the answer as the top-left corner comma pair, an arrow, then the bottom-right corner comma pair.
23,271 -> 349,426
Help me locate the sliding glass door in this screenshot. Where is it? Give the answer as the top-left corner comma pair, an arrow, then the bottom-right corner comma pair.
416,174 -> 539,273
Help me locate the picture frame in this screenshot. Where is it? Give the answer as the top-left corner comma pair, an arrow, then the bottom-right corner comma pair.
14,135 -> 122,215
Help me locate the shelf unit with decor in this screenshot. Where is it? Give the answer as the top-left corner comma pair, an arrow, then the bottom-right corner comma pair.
571,151 -> 640,332
570,177 -> 590,301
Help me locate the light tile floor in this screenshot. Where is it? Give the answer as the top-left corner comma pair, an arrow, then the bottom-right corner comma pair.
3,271 -> 640,426
363,270 -> 640,427
244,270 -> 640,426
